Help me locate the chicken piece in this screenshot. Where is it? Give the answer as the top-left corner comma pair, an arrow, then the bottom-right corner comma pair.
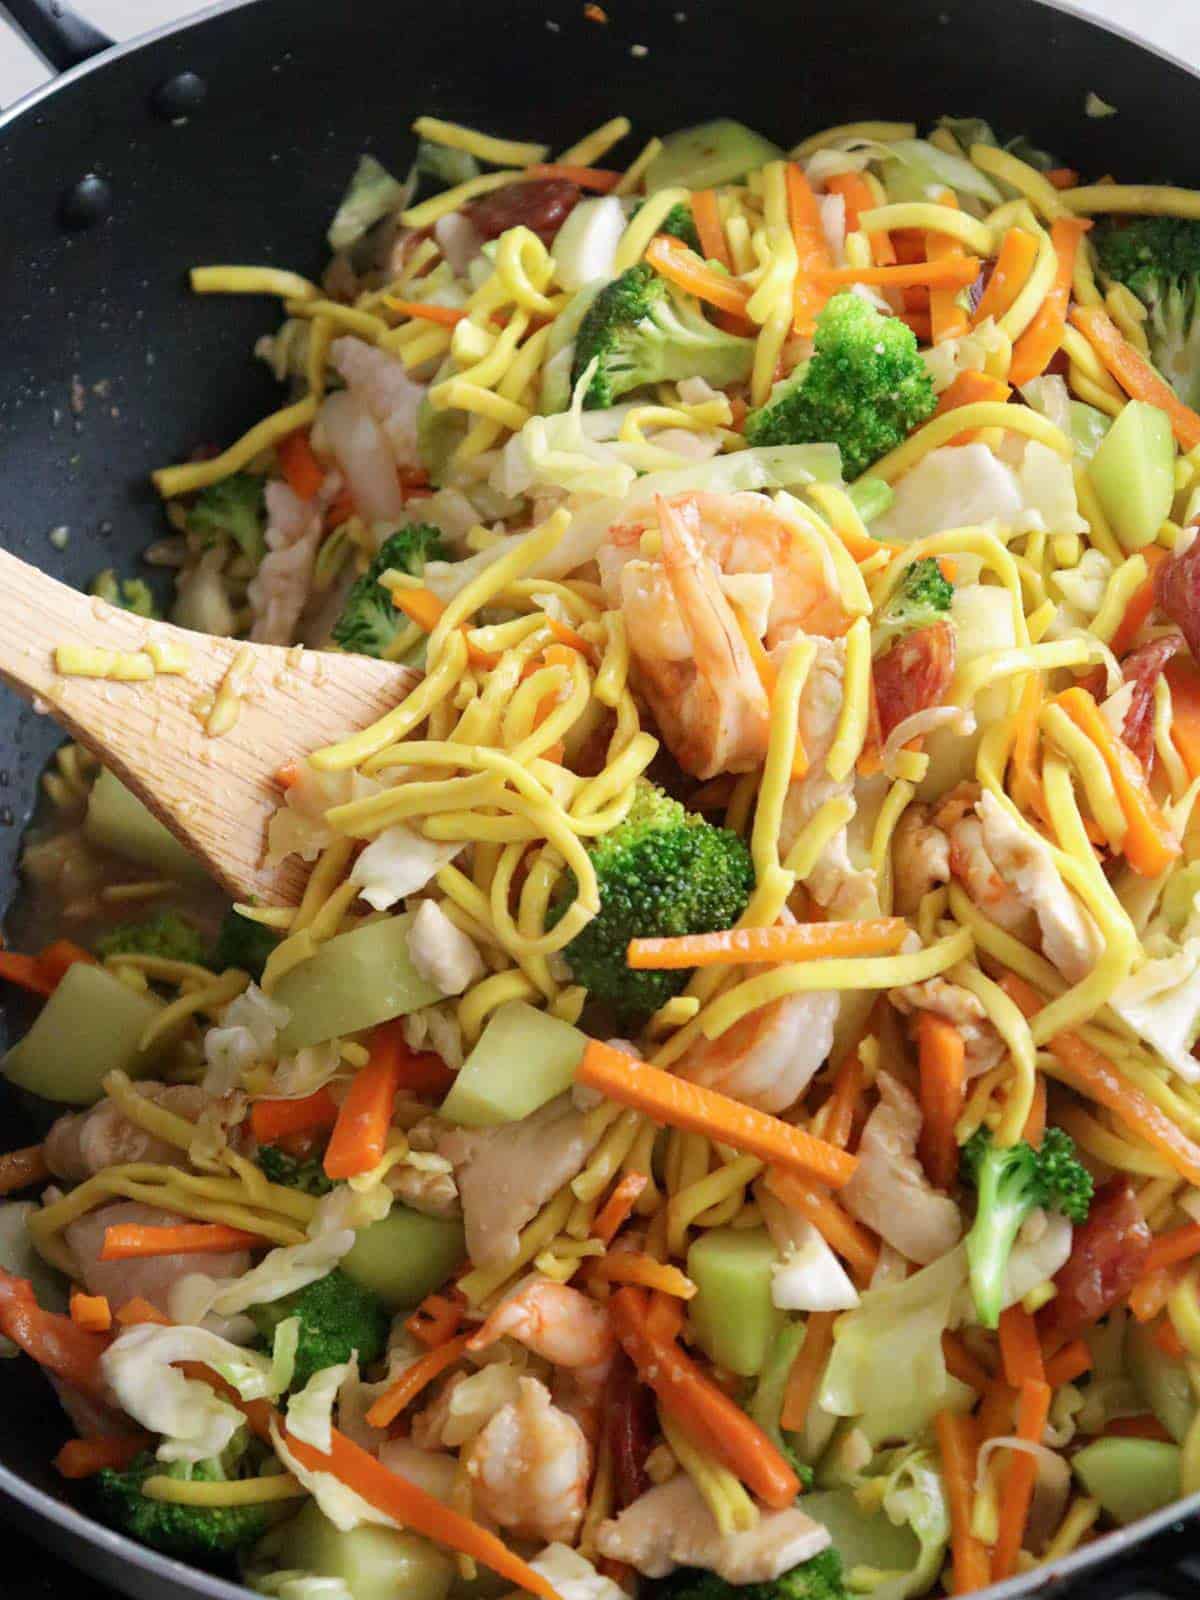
330,336 -> 424,469
386,1162 -> 461,1219
891,804 -> 951,917
841,1072 -> 962,1265
64,1202 -> 251,1317
463,1376 -> 590,1544
45,1085 -> 209,1182
595,1472 -> 831,1582
890,976 -> 1005,1079
406,900 -> 485,997
439,1094 -> 594,1269
248,480 -> 323,645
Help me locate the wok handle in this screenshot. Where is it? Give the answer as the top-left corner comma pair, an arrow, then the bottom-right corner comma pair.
1,0 -> 113,73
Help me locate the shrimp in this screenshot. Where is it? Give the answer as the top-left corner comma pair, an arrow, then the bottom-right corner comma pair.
890,974 -> 1005,1079
675,987 -> 839,1114
468,1278 -> 615,1400
330,336 -> 425,468
463,1375 -> 590,1543
891,804 -> 951,917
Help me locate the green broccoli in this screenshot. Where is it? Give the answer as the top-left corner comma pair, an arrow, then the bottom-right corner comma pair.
248,1268 -> 388,1391
90,569 -> 159,619
745,292 -> 937,479
331,523 -> 449,658
874,557 -> 954,649
187,473 -> 268,565
95,910 -> 208,966
650,1550 -> 846,1600
961,1125 -> 1094,1329
571,262 -> 755,409
211,908 -> 280,981
256,1143 -> 333,1197
95,1441 -> 273,1559
658,201 -> 702,253
557,781 -> 754,1021
1095,216 -> 1200,408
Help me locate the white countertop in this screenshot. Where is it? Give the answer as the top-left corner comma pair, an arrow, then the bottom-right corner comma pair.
1,0 -> 1199,108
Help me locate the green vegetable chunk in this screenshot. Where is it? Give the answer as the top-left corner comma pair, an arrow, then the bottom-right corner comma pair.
255,1500 -> 455,1600
557,781 -> 755,1023
687,1227 -> 785,1377
96,1442 -> 273,1559
211,908 -> 280,981
570,263 -> 755,410
1126,1317 -> 1197,1444
90,569 -> 159,618
440,1000 -> 585,1127
331,524 -> 449,658
273,913 -> 441,1052
648,1548 -> 847,1600
1095,215 -> 1200,409
745,293 -> 937,479
255,1144 -> 333,1197
248,1268 -> 388,1391
4,962 -> 177,1104
95,910 -> 208,967
85,767 -> 208,883
1072,1437 -> 1182,1525
187,472 -> 268,565
645,119 -> 784,193
328,154 -> 409,253
798,1490 -> 920,1573
873,557 -> 953,650
1088,398 -> 1175,551
342,1207 -> 466,1312
657,200 -> 702,253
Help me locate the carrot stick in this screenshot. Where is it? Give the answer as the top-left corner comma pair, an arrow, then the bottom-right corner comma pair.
766,1170 -> 879,1283
35,940 -> 95,986
384,298 -> 467,326
1054,686 -> 1180,877
1009,670 -> 1050,826
588,1255 -> 696,1298
609,1286 -> 800,1506
1071,302 -> 1200,449
1144,1221 -> 1200,1276
0,1144 -> 49,1196
916,1012 -> 967,1191
998,1304 -> 1046,1388
1107,545 -> 1167,658
1154,1317 -> 1187,1359
1129,1268 -> 1174,1323
645,234 -> 752,317
406,1290 -> 464,1350
1044,1337 -> 1092,1388
576,1040 -> 858,1189
54,1435 -> 149,1479
1105,1414 -> 1173,1441
391,586 -> 447,633
933,370 -> 1012,416
821,1034 -> 869,1150
591,1172 -> 649,1246
971,228 -> 1039,327
644,1288 -> 685,1343
942,1331 -> 992,1394
1166,657 -> 1200,780
993,1378 -> 1052,1580
0,1271 -> 111,1398
816,256 -> 981,291
250,1088 -> 339,1146
545,615 -> 600,664
626,918 -> 908,970
368,1021 -> 456,1097
897,309 -> 933,341
276,430 -> 326,501
115,1297 -> 172,1327
927,192 -> 970,345
324,1025 -> 407,1181
1009,218 -> 1091,386
1046,168 -> 1080,190
935,1411 -> 992,1596
525,163 -> 622,191
70,1291 -> 112,1334
691,190 -> 732,270
1022,1076 -> 1048,1149
0,953 -> 55,997
781,1310 -> 836,1432
365,1333 -> 470,1429
100,1222 -> 266,1260
786,163 -> 835,334
825,173 -> 897,265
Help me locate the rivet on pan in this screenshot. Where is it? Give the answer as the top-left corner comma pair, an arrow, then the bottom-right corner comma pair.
152,71 -> 208,119
60,175 -> 113,230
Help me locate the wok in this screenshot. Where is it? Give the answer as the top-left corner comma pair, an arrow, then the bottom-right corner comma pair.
0,0 -> 1198,1595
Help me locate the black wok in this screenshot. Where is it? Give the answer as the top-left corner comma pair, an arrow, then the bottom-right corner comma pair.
0,0 -> 1198,1594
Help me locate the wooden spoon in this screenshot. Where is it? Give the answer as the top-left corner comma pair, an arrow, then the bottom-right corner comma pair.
0,548 -> 418,906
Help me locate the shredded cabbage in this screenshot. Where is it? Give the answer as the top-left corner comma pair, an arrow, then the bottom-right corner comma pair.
288,1357 -> 357,1454
851,1447 -> 951,1600
348,825 -> 463,910
873,441 -> 1086,544
170,1232 -> 357,1326
203,984 -> 292,1094
270,1417 -> 397,1532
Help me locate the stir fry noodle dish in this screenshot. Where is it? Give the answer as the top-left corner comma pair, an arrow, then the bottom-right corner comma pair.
10,107 -> 1200,1600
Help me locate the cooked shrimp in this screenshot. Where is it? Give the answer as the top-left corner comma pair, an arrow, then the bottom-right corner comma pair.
891,804 -> 952,917
330,336 -> 424,469
468,1277 -> 615,1397
948,812 -> 1033,937
891,974 -> 1005,1079
841,1072 -> 963,1264
676,988 -> 839,1114
463,1375 -> 590,1543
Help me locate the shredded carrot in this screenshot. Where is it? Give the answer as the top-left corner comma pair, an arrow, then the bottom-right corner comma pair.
1009,671 -> 1050,825
1166,657 -> 1200,780
0,953 -> 55,997
576,1040 -> 858,1189
1144,1221 -> 1200,1276
977,1377 -> 1017,1444
786,163 -> 835,334
538,615 -> 596,665
644,234 -> 752,317
1044,1337 -> 1092,1388
916,1012 -> 967,1191
525,162 -> 622,191
591,1172 -> 649,1246
780,1309 -> 836,1432
1054,686 -> 1180,877
276,758 -> 303,790
391,585 -> 447,633
942,1331 -> 991,1394
0,1143 -> 49,1196
1022,1075 -> 1048,1149
0,1270 -> 111,1398
817,256 -> 981,291
1009,218 -> 1091,386
324,1024 -> 407,1181
765,1170 -> 879,1284
998,1304 -> 1046,1388
365,1333 -> 470,1428
36,939 -> 95,986
610,1286 -> 800,1506
1046,168 -> 1080,190
643,1288 -> 685,1343
822,1043 -> 866,1151
993,1378 -> 1052,1580
588,1254 -> 696,1298
384,298 -> 467,326
856,676 -> 885,777
933,369 -> 1013,417
1110,544 -> 1167,657
115,1297 -> 171,1327
935,1411 -> 992,1595
1105,1414 -> 1174,1441
250,1088 -> 339,1146
55,1434 -> 149,1479
70,1290 -> 112,1333
897,309 -> 933,342
1071,302 -> 1200,449
729,601 -> 777,702
101,1222 -> 265,1261
690,189 -> 731,270
927,192 -> 970,345
406,1289 -> 465,1349
277,430 -> 326,501
627,918 -> 907,971
1154,1317 -> 1187,1359
971,228 -> 1039,327
825,172 -> 897,265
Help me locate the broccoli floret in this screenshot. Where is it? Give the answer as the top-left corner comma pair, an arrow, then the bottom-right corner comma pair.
961,1125 -> 1094,1329
1095,216 -> 1200,409
651,1550 -> 846,1600
874,557 -> 953,648
256,1144 -> 333,1197
658,201 -> 702,253
90,569 -> 160,619
745,292 -> 936,479
95,1443 -> 272,1559
331,523 -> 449,658
248,1268 -> 388,1391
187,473 -> 268,565
95,910 -> 208,966
211,908 -> 280,981
571,262 -> 755,409
557,781 -> 754,1021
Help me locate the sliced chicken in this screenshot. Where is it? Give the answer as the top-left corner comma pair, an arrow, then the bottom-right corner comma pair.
64,1201 -> 251,1317
45,1085 -> 209,1182
891,803 -> 951,917
842,1072 -> 962,1265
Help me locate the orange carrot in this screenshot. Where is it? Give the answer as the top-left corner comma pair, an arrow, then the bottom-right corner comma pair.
825,173 -> 897,265
365,1021 -> 456,1098
786,163 -> 835,334
972,228 -> 1039,326
588,1255 -> 696,1298
115,1297 -> 171,1327
729,601 -> 778,701
897,309 -> 933,341
1046,168 -> 1080,190
1144,1221 -> 1200,1276
1167,657 -> 1200,780
55,1435 -> 149,1479
541,615 -> 600,666
627,918 -> 908,970
993,1378 -> 1052,1580
935,1411 -> 992,1595
933,369 -> 1013,416
0,1144 -> 49,1196
0,953 -> 55,997
1009,671 -> 1050,826
406,1290 -> 464,1349
1009,218 -> 1091,386
323,1024 -> 407,1181
35,940 -> 95,986
610,1286 -> 800,1506
576,1040 -> 858,1189
591,1172 -> 649,1246
781,1310 -> 836,1432
276,759 -> 303,790
645,234 -> 752,317
1106,544 -> 1167,657
1154,1318 -> 1187,1359
525,163 -> 622,191
942,1331 -> 991,1394
1105,1414 -> 1174,1441
277,430 -> 325,501
927,192 -> 970,345
998,1304 -> 1046,1388
766,1170 -> 880,1283
250,1088 -> 339,1145
1071,302 -> 1200,449
365,1333 -> 470,1428
101,1222 -> 266,1260
0,1270 -> 111,1398
1128,1268 -> 1173,1323
391,585 -> 446,633
1054,686 -> 1180,877
816,256 -> 981,291
916,1012 -> 967,1191
644,1288 -> 686,1343
690,190 -> 731,269
1044,1337 -> 1092,1388
384,298 -> 467,326
820,1028 -> 871,1150
70,1291 -> 112,1334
